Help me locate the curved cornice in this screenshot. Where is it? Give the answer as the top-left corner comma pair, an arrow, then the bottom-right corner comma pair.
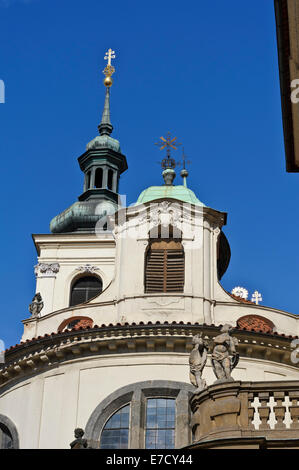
1,323 -> 298,390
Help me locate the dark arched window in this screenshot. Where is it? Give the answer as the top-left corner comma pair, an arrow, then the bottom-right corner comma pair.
95,168 -> 103,188
70,276 -> 102,307
0,415 -> 19,449
107,169 -> 114,190
0,423 -> 13,449
86,171 -> 91,190
100,404 -> 130,449
145,232 -> 184,293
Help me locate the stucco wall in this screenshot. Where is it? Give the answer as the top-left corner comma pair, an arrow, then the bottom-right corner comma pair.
0,353 -> 298,449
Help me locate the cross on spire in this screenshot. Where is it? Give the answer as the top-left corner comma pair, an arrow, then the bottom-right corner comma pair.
177,148 -> 191,170
104,48 -> 116,66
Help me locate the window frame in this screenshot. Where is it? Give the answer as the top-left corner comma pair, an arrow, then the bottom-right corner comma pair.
85,381 -> 193,449
69,274 -> 103,307
0,414 -> 19,449
144,240 -> 185,294
99,403 -> 131,449
144,396 -> 176,449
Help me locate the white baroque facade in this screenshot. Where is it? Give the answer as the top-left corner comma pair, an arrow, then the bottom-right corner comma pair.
1,78 -> 299,450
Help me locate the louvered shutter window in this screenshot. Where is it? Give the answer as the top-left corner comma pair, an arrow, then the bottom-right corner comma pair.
145,240 -> 184,293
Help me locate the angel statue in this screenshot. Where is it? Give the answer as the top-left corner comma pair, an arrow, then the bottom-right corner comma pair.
211,324 -> 239,383
189,333 -> 208,392
29,293 -> 44,318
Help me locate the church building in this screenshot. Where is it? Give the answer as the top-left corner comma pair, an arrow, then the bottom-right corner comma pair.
1,50 -> 299,449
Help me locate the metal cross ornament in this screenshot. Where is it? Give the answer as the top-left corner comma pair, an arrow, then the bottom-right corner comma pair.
103,48 -> 116,78
155,132 -> 182,169
177,148 -> 192,170
104,48 -> 116,66
251,290 -> 262,305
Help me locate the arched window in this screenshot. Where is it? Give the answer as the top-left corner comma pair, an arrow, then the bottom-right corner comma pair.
70,276 -> 102,307
86,171 -> 91,190
58,316 -> 93,332
145,228 -> 184,293
107,169 -> 114,190
85,381 -> 193,449
95,168 -> 103,188
100,404 -> 130,449
0,415 -> 19,449
237,315 -> 275,334
0,424 -> 13,449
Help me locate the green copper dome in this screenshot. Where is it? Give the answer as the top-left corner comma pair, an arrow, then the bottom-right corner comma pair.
135,184 -> 206,206
86,135 -> 120,153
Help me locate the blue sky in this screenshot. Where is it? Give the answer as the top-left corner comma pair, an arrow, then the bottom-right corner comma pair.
0,0 -> 298,348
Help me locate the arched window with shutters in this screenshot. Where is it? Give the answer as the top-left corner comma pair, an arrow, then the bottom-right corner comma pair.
145,227 -> 184,293
69,275 -> 103,307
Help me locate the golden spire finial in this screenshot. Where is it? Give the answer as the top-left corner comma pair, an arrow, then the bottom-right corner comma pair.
103,48 -> 116,87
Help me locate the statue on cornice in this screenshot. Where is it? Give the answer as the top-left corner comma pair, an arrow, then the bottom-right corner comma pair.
29,293 -> 44,318
189,333 -> 208,392
211,324 -> 239,383
70,428 -> 88,449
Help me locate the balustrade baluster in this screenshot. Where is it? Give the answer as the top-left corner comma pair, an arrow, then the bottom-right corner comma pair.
289,391 -> 299,430
273,391 -> 286,429
247,392 -> 255,430
257,392 -> 270,430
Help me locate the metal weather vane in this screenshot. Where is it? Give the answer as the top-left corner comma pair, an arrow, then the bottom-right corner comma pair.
155,132 -> 182,169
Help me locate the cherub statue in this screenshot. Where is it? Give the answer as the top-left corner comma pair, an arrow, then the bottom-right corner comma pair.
28,293 -> 44,318
211,324 -> 239,383
189,333 -> 208,392
70,428 -> 88,449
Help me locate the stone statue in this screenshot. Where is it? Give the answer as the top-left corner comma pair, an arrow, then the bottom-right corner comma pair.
29,293 -> 44,318
70,428 -> 88,449
211,324 -> 239,383
189,333 -> 208,392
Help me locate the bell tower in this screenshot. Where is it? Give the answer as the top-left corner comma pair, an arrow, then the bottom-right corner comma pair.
50,49 -> 127,233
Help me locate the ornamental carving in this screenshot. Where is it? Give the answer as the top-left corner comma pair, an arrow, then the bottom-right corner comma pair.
75,264 -> 99,274
237,315 -> 274,334
34,263 -> 60,278
138,202 -> 193,226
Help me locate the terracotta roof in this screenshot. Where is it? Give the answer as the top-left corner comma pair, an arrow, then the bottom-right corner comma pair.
229,293 -> 255,305
237,314 -> 275,334
5,320 -> 297,354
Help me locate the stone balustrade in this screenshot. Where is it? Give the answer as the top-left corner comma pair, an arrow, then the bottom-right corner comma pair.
190,381 -> 299,448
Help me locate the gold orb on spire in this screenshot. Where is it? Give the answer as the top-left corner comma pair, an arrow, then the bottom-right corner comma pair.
103,76 -> 113,87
